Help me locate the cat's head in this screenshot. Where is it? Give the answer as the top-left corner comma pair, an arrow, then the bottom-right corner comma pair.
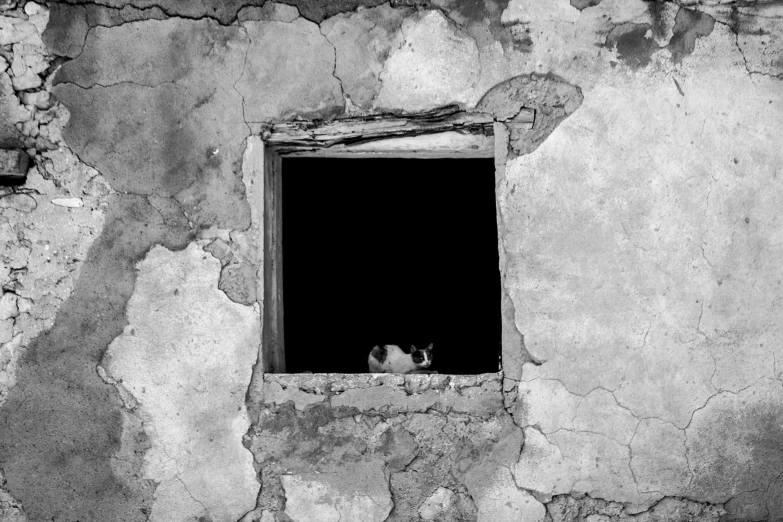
411,343 -> 433,368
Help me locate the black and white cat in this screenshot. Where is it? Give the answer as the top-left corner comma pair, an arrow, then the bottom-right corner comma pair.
368,343 -> 434,374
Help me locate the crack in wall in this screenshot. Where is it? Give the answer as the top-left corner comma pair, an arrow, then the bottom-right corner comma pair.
233,25 -> 252,134
317,22 -> 350,114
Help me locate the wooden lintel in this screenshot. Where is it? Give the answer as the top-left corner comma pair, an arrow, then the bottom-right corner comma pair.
262,108 -> 535,150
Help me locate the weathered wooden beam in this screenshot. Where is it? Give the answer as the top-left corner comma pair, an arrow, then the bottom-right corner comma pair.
263,106 -> 535,151
262,147 -> 286,374
0,149 -> 30,182
282,131 -> 495,158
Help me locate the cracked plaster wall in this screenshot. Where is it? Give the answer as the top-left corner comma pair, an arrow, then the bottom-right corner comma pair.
0,0 -> 781,521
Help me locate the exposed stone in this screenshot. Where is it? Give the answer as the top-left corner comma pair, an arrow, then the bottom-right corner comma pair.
50,197 -> 82,208
0,293 -> 17,321
281,460 -> 392,522
238,18 -> 344,122
418,486 -> 456,520
546,495 -> 724,522
329,374 -> 503,418
101,243 -> 261,522
10,42 -> 48,91
0,16 -> 36,45
0,320 -> 12,343
0,73 -> 27,148
375,10 -> 480,112
20,90 -> 49,109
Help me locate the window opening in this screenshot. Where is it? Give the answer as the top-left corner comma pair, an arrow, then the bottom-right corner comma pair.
278,158 -> 501,374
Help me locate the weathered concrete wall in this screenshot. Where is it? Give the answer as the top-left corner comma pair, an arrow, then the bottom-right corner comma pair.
0,0 -> 782,520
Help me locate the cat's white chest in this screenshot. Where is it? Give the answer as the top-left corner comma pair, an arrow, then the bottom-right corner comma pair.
379,347 -> 415,373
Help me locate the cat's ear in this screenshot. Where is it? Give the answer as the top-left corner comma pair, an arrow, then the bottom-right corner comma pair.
425,343 -> 433,351
410,345 -> 418,352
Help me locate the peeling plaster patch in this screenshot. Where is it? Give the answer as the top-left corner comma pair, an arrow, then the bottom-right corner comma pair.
667,7 -> 716,64
101,243 -> 260,522
237,3 -> 300,23
42,3 -> 88,57
475,73 -> 583,156
281,461 -> 392,522
205,238 -> 257,305
53,18 -> 251,230
320,4 -> 406,110
238,18 -> 344,121
498,0 -> 651,77
570,0 -> 601,11
374,10 -> 480,112
605,23 -> 659,69
686,379 -> 783,505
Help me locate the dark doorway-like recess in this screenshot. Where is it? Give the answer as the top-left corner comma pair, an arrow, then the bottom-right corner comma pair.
282,158 -> 500,374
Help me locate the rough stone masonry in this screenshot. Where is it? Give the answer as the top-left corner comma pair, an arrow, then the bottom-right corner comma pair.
0,0 -> 782,521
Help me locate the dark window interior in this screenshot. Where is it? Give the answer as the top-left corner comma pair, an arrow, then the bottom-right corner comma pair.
282,158 -> 500,374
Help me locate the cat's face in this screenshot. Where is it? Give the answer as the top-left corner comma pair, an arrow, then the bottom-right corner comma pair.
411,343 -> 433,368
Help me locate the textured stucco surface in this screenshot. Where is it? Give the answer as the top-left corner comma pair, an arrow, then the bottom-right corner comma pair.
0,0 -> 781,520
101,243 -> 260,522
